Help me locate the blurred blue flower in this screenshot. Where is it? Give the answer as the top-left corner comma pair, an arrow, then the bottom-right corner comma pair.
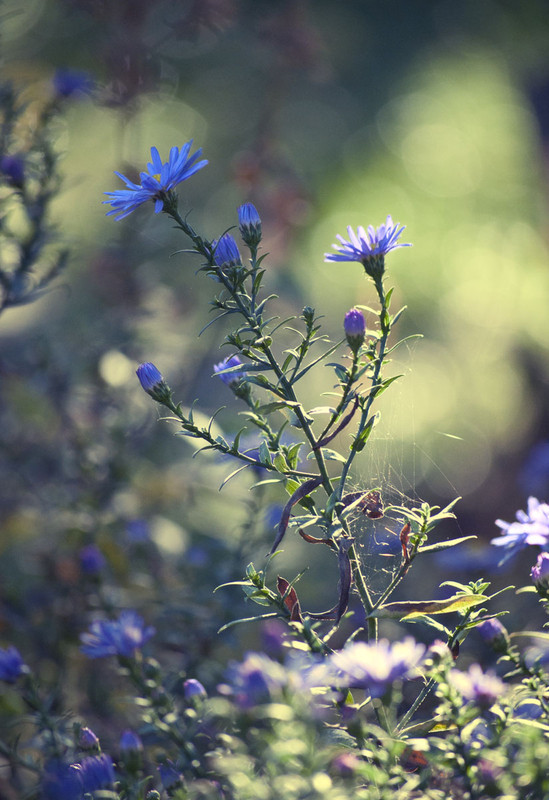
184,678 -> 207,699
520,441 -> 549,496
80,754 -> 115,793
224,652 -> 287,708
491,497 -> 549,561
213,355 -> 246,387
476,619 -> 509,653
0,645 -> 26,682
42,760 -> 83,800
329,638 -> 425,699
325,216 -> 410,265
449,664 -> 505,709
80,610 -> 155,658
78,726 -> 100,751
104,142 -> 207,220
119,730 -> 143,754
126,518 -> 151,544
158,760 -> 183,790
79,544 -> 106,575
213,233 -> 242,268
52,68 -> 94,98
0,154 -> 24,187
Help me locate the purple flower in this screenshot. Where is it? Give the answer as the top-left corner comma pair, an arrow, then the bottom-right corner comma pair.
136,362 -> 163,393
325,217 -> 411,277
344,308 -> 366,352
531,551 -> 549,588
449,664 -> 505,709
52,68 -> 94,98
329,638 -> 425,699
213,233 -> 242,268
0,154 -> 24,187
42,760 -> 83,800
491,497 -> 549,560
184,678 -> 207,699
158,760 -> 183,790
104,142 -> 207,220
238,202 -> 262,246
80,754 -> 115,792
213,355 -> 246,387
80,610 -> 155,659
79,544 -> 106,575
0,645 -> 26,682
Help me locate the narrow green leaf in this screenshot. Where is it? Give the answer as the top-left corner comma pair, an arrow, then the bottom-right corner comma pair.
371,594 -> 487,620
418,535 -> 477,554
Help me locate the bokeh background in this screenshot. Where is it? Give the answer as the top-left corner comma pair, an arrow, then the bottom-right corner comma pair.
2,0 -> 549,698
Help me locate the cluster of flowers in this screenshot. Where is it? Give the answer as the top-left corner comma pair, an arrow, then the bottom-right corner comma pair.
492,496 -> 549,586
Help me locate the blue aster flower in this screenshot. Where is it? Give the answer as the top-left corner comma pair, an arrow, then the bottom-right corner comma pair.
42,760 -> 83,800
0,645 -> 26,682
80,610 -> 155,659
325,216 -> 410,278
213,355 -> 246,386
238,202 -> 262,246
136,362 -> 172,404
104,142 -> 208,221
329,637 -> 425,699
449,664 -> 504,709
80,754 -> 115,793
491,497 -> 549,562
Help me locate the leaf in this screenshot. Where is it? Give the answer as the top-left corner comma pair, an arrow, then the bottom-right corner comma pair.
219,464 -> 250,490
269,477 -> 323,554
509,631 -> 549,641
371,593 -> 487,620
307,448 -> 347,463
259,442 -> 272,466
315,396 -> 359,449
417,535 -> 478,554
293,340 -> 344,383
277,576 -> 302,622
308,406 -> 337,415
351,413 -> 379,452
218,612 -> 279,634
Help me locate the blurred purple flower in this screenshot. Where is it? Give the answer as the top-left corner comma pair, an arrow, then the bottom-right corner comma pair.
492,497 -> 549,561
80,610 -> 155,659
136,362 -> 163,393
449,664 -> 504,709
0,645 -> 26,682
213,233 -> 242,268
325,217 -> 410,266
224,652 -> 287,708
79,544 -> 106,575
158,760 -> 183,790
119,730 -> 143,754
79,754 -> 115,793
104,142 -> 207,220
213,355 -> 246,387
78,726 -> 100,751
126,518 -> 151,544
53,68 -> 94,98
329,638 -> 425,698
476,619 -> 509,653
531,551 -> 549,588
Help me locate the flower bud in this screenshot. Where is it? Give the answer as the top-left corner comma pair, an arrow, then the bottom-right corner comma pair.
238,202 -> 262,247
136,363 -> 172,404
531,552 -> 549,591
344,308 -> 366,353
213,233 -> 242,269
477,618 -> 510,654
120,730 -> 143,772
78,727 -> 100,751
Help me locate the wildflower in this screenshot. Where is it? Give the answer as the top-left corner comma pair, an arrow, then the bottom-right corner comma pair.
344,307 -> 366,353
491,497 -> 549,561
78,726 -> 100,751
104,142 -> 207,220
80,610 -> 155,659
0,154 -> 25,188
184,678 -> 207,699
213,355 -> 246,387
325,216 -> 411,279
0,645 -> 26,682
42,760 -> 83,800
223,651 -> 287,708
79,544 -> 106,575
120,731 -> 143,771
212,233 -> 242,268
449,664 -> 505,709
329,638 -> 425,699
531,551 -> 549,589
136,362 -> 172,404
80,754 -> 115,793
158,760 -> 184,791
476,619 -> 510,654
52,68 -> 94,98
238,202 -> 262,247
